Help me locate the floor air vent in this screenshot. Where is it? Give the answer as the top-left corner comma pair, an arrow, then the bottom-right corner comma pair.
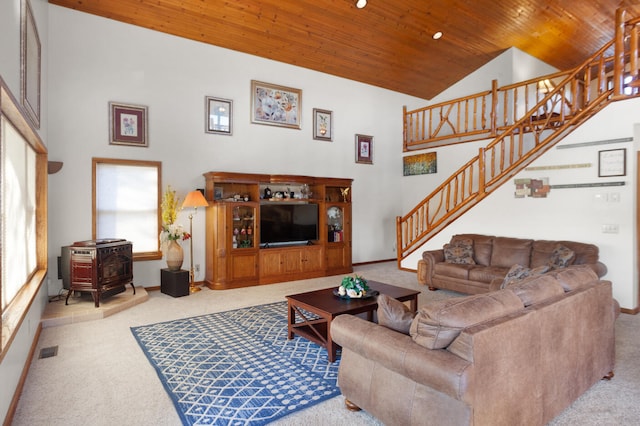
39,346 -> 58,359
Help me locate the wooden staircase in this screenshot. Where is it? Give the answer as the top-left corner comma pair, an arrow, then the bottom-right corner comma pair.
396,8 -> 640,267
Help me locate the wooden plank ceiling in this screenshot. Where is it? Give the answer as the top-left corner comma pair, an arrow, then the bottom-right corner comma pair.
49,0 -> 639,100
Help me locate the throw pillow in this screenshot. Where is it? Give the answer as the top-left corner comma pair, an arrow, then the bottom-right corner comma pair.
500,264 -> 528,288
444,238 -> 476,265
547,244 -> 575,269
376,294 -> 415,335
500,264 -> 550,289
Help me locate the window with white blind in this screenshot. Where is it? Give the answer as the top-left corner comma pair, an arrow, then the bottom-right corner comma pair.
1,118 -> 37,310
1,79 -> 47,359
92,158 -> 162,259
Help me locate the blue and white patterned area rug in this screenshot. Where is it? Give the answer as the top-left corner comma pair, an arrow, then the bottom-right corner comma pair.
131,301 -> 340,425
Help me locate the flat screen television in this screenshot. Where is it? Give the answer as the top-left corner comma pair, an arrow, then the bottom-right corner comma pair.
260,203 -> 319,247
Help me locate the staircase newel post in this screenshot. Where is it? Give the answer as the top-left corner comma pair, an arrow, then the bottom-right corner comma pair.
402,105 -> 408,151
614,8 -> 627,97
478,147 -> 486,197
396,216 -> 403,268
490,79 -> 498,137
631,25 -> 638,90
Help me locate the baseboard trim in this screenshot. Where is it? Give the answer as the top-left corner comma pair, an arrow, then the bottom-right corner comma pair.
620,306 -> 639,315
3,322 -> 42,426
353,258 -> 396,266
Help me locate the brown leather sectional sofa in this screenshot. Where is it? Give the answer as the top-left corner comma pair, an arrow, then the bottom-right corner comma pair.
418,233 -> 607,294
332,267 -> 618,426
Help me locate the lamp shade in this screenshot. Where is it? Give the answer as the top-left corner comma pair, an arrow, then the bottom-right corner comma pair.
182,190 -> 209,208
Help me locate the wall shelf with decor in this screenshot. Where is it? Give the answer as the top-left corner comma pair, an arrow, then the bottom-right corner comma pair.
203,172 -> 353,289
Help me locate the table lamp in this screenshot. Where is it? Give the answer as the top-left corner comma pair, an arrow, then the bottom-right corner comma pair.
182,190 -> 209,293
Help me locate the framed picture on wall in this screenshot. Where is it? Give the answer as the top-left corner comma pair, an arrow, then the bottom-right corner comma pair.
355,134 -> 373,164
313,108 -> 333,141
598,148 -> 626,177
109,102 -> 149,147
250,80 -> 301,129
205,96 -> 233,135
403,152 -> 437,176
21,0 -> 41,129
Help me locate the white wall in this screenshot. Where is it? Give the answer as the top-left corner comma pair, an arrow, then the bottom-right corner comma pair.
46,5 -> 427,294
428,47 -> 559,104
401,99 -> 640,310
0,0 -> 49,422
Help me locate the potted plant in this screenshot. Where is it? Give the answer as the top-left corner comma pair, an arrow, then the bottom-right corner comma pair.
159,185 -> 190,270
338,274 -> 370,298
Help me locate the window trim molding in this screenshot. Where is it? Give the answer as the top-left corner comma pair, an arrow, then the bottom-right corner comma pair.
0,77 -> 47,362
91,157 -> 163,261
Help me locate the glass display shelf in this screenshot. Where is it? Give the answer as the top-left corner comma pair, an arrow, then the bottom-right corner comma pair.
232,205 -> 255,249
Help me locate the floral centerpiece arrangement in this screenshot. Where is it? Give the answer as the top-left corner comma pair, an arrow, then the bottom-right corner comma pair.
338,274 -> 369,298
159,185 -> 190,252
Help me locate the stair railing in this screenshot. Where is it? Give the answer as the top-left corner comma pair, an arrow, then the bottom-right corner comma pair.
397,8 -> 640,266
397,40 -> 620,261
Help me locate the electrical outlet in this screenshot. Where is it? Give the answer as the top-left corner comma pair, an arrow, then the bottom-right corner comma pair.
195,264 -> 200,273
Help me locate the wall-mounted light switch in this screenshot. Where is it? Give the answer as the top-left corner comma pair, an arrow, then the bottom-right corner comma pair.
601,224 -> 619,234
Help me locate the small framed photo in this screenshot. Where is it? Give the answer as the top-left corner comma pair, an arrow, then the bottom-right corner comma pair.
313,108 -> 333,141
598,148 -> 626,177
109,102 -> 148,147
355,134 -> 373,165
214,187 -> 224,200
251,80 -> 301,129
206,96 -> 232,135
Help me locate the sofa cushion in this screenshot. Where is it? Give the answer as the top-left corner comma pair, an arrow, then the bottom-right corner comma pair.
490,237 -> 533,268
500,264 -> 551,289
376,293 -> 416,335
551,265 -> 598,292
560,240 -> 599,265
530,240 -> 560,268
444,238 -> 476,265
409,289 -> 524,349
468,266 -> 510,284
452,234 -> 494,266
507,274 -> 565,306
434,262 -> 474,280
547,244 -> 575,269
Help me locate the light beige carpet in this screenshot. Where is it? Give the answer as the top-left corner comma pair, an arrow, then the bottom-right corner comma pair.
11,262 -> 640,425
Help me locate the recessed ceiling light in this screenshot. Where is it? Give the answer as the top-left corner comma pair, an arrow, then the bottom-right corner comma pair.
433,31 -> 443,40
356,0 -> 367,9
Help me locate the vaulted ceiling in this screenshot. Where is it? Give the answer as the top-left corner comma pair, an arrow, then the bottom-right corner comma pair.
49,0 -> 638,100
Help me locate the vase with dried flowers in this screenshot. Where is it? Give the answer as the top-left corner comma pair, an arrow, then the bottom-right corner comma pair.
160,185 -> 190,271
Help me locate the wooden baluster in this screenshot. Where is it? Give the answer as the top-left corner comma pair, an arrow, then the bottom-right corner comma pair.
478,148 -> 485,197
630,24 -> 639,93
490,80 -> 497,135
613,8 -> 626,97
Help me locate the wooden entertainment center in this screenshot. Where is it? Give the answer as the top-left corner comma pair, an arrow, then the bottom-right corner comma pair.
203,172 -> 353,289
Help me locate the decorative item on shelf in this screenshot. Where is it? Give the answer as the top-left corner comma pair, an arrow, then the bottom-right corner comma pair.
182,190 -> 210,293
300,184 -> 309,199
335,274 -> 374,299
160,185 -> 190,271
340,187 -> 350,202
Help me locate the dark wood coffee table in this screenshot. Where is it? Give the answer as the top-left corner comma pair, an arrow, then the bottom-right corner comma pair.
286,280 -> 419,362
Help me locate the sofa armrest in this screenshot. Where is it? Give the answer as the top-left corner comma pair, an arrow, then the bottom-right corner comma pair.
332,314 -> 472,400
591,261 -> 607,278
418,249 -> 444,286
